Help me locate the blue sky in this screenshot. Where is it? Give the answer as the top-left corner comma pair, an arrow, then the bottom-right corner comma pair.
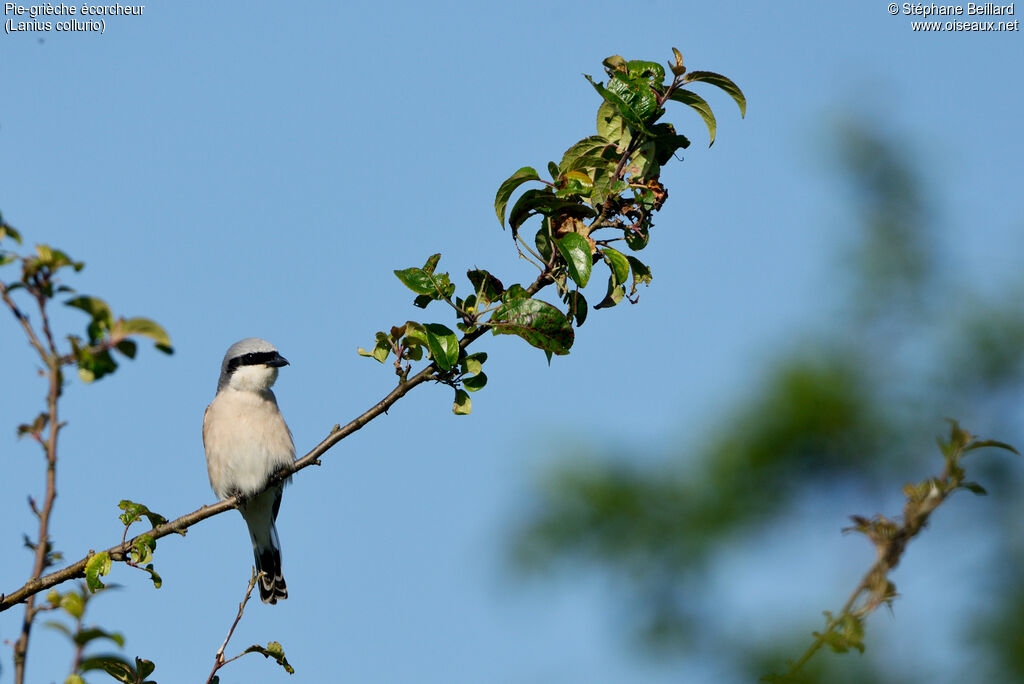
2,2 -> 1022,682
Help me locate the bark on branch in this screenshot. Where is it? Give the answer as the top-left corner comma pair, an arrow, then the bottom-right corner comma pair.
0,271 -> 551,613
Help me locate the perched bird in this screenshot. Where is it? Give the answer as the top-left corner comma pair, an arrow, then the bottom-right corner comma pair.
203,338 -> 294,604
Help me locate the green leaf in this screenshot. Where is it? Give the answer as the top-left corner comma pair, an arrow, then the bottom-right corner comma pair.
564,170 -> 593,187
424,323 -> 459,371
61,591 -> 85,619
421,253 -> 441,274
85,552 -> 111,593
649,122 -> 690,164
65,675 -> 86,684
601,54 -> 627,72
961,481 -> 988,496
683,70 -> 747,117
535,222 -> 553,262
559,136 -> 614,174
502,284 -> 530,301
463,371 -> 487,392
453,388 -> 472,415
547,161 -> 559,180
508,190 -> 596,236
495,167 -> 541,227
601,247 -> 630,285
624,224 -> 650,251
393,255 -> 454,302
668,89 -> 717,146
668,47 -> 686,77
141,563 -> 162,589
628,141 -> 659,181
115,339 -> 138,359
508,189 -> 554,234
131,534 -> 156,565
964,439 -> 1020,455
65,296 -> 112,328
467,269 -> 504,305
565,291 -> 588,327
45,620 -> 74,639
597,101 -> 629,148
0,221 -> 22,244
462,351 -> 487,375
627,256 -> 653,290
395,266 -> 440,295
356,331 -> 391,363
118,499 -> 169,529
74,627 -> 125,649
593,274 -> 626,310
243,641 -> 295,675
78,655 -> 138,682
489,297 -> 574,355
134,657 -> 157,680
586,74 -> 660,131
119,318 -> 173,353
556,233 -> 593,288
626,59 -> 665,82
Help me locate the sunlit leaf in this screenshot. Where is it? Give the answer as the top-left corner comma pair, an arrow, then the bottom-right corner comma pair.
242,641 -> 295,675
495,167 -> 541,227
601,248 -> 630,285
453,388 -> 472,414
119,318 -> 173,353
556,233 -> 593,288
85,551 -> 111,593
489,297 -> 574,355
424,323 -> 459,371
683,70 -> 746,117
668,89 -> 717,146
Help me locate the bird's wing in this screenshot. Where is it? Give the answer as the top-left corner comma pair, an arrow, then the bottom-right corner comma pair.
202,403 -> 211,451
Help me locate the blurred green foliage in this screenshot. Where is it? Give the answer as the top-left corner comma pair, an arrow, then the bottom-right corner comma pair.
509,121 -> 1024,682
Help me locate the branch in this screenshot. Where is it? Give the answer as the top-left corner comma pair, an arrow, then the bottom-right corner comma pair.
11,288 -> 64,684
764,421 -> 1019,682
0,280 -> 48,360
206,568 -> 258,683
0,270 -> 553,613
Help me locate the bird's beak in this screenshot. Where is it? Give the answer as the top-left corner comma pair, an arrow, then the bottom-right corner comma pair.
267,353 -> 289,368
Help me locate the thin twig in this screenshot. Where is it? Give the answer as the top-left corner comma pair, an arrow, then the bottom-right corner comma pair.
205,568 -> 259,684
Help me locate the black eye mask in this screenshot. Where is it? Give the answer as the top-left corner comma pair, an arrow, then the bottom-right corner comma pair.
226,351 -> 288,374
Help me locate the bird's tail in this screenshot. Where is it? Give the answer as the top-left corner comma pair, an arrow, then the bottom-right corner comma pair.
253,537 -> 288,604
241,488 -> 288,605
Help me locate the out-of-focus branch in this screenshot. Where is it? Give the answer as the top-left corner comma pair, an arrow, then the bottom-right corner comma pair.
764,422 -> 1019,683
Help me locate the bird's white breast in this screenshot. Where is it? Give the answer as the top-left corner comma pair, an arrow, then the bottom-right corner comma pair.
203,388 -> 294,500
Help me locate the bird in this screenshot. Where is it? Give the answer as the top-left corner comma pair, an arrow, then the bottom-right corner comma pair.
202,337 -> 294,604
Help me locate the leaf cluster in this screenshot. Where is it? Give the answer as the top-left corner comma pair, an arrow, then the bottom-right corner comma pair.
43,583 -> 156,684
361,50 -> 743,414
1,221 -> 173,384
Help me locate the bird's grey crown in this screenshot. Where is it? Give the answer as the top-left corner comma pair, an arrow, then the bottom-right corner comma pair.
217,337 -> 283,390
